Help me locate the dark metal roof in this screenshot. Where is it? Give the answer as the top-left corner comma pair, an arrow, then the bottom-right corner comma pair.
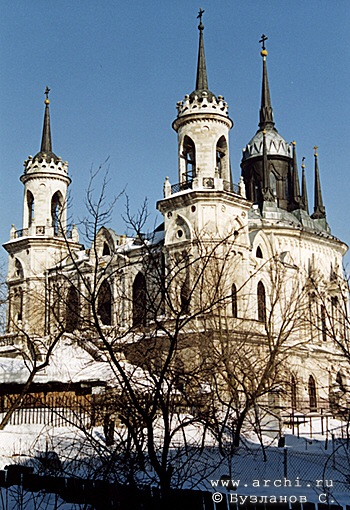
189,10 -> 217,103
259,49 -> 275,131
33,88 -> 59,163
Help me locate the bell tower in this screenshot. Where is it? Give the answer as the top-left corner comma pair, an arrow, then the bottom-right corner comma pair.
21,87 -> 70,237
158,11 -> 250,250
3,88 -> 82,335
172,9 -> 232,187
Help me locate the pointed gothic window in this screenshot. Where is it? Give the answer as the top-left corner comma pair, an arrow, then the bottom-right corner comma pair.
256,246 -> 263,259
27,191 -> 34,228
232,283 -> 237,318
269,171 -> 277,197
133,272 -> 147,327
321,305 -> 327,341
257,281 -> 266,322
159,252 -> 166,315
103,242 -> 110,256
216,136 -> 228,179
51,191 -> 63,236
12,287 -> 23,325
180,266 -> 190,314
66,285 -> 79,332
182,136 -> 196,184
14,259 -> 24,279
97,280 -> 112,326
336,371 -> 346,393
308,375 -> 317,412
290,375 -> 297,410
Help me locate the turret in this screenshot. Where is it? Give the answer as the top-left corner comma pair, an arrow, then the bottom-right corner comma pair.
311,147 -> 329,231
20,87 -> 71,237
3,88 -> 82,336
241,36 -> 293,210
158,11 -> 250,247
172,9 -> 233,189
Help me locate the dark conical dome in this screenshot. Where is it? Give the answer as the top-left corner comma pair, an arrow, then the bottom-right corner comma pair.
174,11 -> 230,121
189,9 -> 217,103
33,87 -> 59,163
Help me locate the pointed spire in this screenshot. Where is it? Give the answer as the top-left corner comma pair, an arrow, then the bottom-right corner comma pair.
41,86 -> 52,153
311,146 -> 326,219
32,86 -> 59,163
259,35 -> 275,131
301,158 -> 309,213
290,141 -> 301,209
195,8 -> 208,91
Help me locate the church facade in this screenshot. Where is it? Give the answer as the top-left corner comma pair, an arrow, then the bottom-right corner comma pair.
2,16 -> 349,427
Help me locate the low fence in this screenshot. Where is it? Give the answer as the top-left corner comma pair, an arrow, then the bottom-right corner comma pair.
0,466 -> 348,510
0,405 -> 91,427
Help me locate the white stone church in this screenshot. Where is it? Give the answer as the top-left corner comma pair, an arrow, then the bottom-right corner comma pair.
1,15 -> 349,429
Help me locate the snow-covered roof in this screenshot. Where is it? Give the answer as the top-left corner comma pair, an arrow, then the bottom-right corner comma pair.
0,339 -> 149,389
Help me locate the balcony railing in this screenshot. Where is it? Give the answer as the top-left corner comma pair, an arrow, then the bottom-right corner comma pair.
13,226 -> 73,240
169,178 -> 242,196
171,181 -> 193,194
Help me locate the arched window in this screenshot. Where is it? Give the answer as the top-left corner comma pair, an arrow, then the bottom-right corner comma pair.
66,286 -> 79,332
14,259 -> 24,279
336,371 -> 346,393
182,136 -> 196,183
133,272 -> 147,326
270,172 -> 277,197
308,375 -> 317,412
180,267 -> 190,314
232,283 -> 237,318
256,246 -> 263,259
51,191 -> 63,236
97,280 -> 112,326
13,287 -> 23,324
290,375 -> 297,410
321,305 -> 327,342
27,191 -> 34,227
103,242 -> 110,256
216,136 -> 228,179
257,281 -> 266,322
160,252 -> 166,315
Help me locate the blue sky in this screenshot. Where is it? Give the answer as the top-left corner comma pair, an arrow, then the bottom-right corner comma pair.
0,1 -> 349,265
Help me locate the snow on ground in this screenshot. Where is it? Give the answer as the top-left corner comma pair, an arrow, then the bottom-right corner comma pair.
0,417 -> 349,506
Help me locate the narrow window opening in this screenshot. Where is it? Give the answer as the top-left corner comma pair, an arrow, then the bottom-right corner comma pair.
180,266 -> 190,314
291,375 -> 297,410
66,286 -> 79,332
232,283 -> 237,318
51,191 -> 63,236
308,375 -> 317,412
216,136 -> 227,179
14,259 -> 24,279
133,272 -> 147,327
97,280 -> 112,326
257,281 -> 266,322
27,191 -> 34,227
103,242 -> 110,256
321,305 -> 327,341
182,136 -> 196,184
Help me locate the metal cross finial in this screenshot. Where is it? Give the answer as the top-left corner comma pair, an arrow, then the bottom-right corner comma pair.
314,145 -> 318,155
259,34 -> 268,50
45,86 -> 50,100
197,7 -> 205,24
302,157 -> 306,163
